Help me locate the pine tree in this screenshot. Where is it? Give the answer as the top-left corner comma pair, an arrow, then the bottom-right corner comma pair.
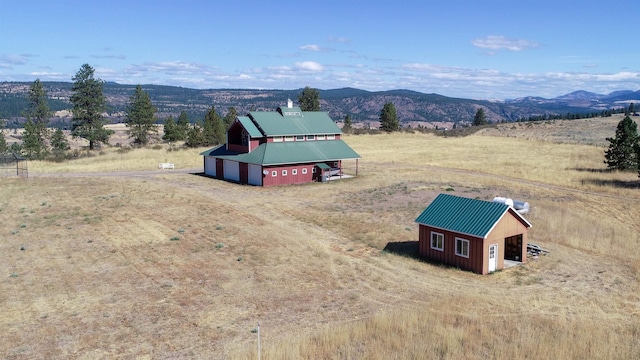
604,116 -> 639,170
176,111 -> 190,141
342,114 -> 353,133
50,128 -> 69,161
202,106 -> 225,146
473,108 -> 488,126
70,64 -> 113,150
185,120 -> 205,147
24,79 -> 51,159
22,118 -> 45,159
223,107 -> 237,128
126,85 -> 158,146
379,102 -> 399,132
0,128 -> 8,153
162,115 -> 179,142
297,86 -> 320,111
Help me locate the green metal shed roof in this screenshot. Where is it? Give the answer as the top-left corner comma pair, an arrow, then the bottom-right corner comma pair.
203,140 -> 360,166
236,116 -> 263,137
415,193 -> 531,239
248,110 -> 341,136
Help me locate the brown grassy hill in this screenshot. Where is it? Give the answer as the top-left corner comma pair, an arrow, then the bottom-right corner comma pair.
1,116 -> 639,359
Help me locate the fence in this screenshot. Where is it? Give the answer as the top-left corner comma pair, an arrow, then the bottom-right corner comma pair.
0,153 -> 28,178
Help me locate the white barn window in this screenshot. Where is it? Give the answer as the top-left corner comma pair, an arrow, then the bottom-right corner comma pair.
431,232 -> 444,251
455,238 -> 469,258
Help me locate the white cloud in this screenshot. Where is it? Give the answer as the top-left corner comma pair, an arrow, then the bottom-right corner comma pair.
327,36 -> 351,44
0,54 -> 33,68
294,61 -> 324,72
90,54 -> 127,60
300,44 -> 322,51
472,35 -> 539,51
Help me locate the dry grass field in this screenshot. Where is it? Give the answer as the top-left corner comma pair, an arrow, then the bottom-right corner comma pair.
1,115 -> 639,359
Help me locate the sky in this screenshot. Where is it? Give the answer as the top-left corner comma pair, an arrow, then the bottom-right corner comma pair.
1,0 -> 639,100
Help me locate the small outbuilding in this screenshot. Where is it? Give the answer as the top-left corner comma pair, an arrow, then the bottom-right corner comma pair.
415,193 -> 532,275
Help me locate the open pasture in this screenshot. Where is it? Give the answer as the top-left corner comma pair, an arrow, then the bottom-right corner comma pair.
1,117 -> 639,359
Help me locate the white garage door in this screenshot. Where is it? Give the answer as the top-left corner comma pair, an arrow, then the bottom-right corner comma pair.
224,160 -> 240,182
204,157 -> 217,177
248,164 -> 262,186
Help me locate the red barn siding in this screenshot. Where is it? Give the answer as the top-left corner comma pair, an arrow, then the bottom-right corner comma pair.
262,164 -> 316,187
215,159 -> 224,179
228,143 -> 247,152
239,163 -> 248,184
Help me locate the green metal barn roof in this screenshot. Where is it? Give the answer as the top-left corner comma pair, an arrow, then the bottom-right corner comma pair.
248,109 -> 342,136
236,116 -> 263,137
415,193 -> 531,239
202,140 -> 360,166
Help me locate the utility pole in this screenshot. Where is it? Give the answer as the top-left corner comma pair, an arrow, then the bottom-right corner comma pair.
257,322 -> 261,360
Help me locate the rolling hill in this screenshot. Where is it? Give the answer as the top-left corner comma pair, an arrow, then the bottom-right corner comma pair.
1,81 -> 638,127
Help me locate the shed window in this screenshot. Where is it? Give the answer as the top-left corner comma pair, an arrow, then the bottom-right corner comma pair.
292,169 -> 298,175
327,134 -> 335,140
271,171 -> 277,177
302,168 -> 308,174
306,135 -> 316,141
430,232 -> 444,251
296,135 -> 305,141
284,136 -> 294,142
273,136 -> 283,142
282,170 -> 288,176
455,238 -> 469,258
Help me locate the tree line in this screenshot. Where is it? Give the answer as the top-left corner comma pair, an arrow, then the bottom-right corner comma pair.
2,69 -> 638,180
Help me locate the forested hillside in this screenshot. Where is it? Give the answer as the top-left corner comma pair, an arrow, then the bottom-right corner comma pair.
0,81 -> 634,128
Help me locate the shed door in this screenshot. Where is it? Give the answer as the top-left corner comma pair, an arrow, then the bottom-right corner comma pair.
488,244 -> 498,273
224,160 -> 240,182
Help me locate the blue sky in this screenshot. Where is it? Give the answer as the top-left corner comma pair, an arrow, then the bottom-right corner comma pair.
1,0 -> 638,99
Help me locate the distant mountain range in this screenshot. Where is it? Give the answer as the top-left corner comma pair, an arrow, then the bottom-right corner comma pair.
1,81 -> 638,127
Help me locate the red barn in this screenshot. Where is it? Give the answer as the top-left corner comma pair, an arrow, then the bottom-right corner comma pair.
201,100 -> 360,186
415,193 -> 532,275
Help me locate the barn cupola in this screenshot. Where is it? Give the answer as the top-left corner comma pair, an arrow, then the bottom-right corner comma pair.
277,99 -> 302,117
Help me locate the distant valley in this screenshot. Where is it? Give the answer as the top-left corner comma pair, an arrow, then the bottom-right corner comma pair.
1,81 -> 638,128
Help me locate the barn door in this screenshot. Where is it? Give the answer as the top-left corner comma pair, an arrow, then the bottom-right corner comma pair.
488,244 -> 498,273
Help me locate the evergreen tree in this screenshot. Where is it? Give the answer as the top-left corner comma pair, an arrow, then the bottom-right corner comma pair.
185,120 -> 205,147
223,107 -> 238,128
630,103 -> 636,115
22,118 -> 47,159
70,64 -> 113,150
50,128 -> 69,161
162,115 -> 179,142
379,102 -> 399,132
24,79 -> 51,159
176,111 -> 190,141
9,142 -> 22,155
126,85 -> 158,146
473,108 -> 488,126
202,106 -> 225,146
0,128 -> 7,153
297,86 -> 320,111
604,116 -> 639,170
342,114 -> 353,133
